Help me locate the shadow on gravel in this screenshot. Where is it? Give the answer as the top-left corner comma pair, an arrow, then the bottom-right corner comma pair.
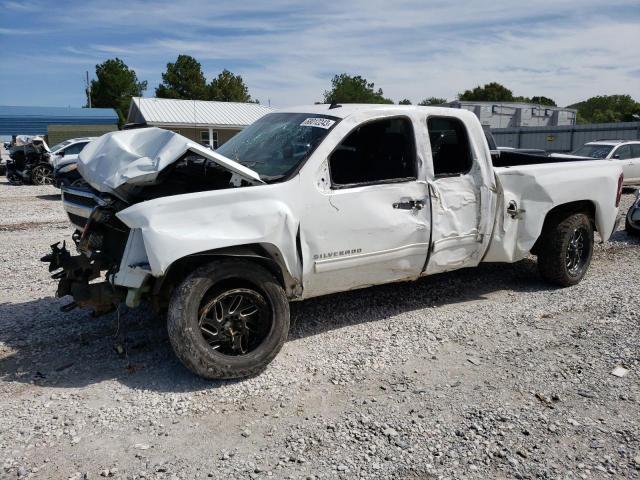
609,229 -> 640,245
0,259 -> 553,392
36,194 -> 62,201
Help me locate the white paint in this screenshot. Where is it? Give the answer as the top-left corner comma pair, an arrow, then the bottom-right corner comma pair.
484,160 -> 622,263
74,105 -> 623,300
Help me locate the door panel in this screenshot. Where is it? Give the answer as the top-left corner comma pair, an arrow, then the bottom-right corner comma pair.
301,181 -> 430,296
627,145 -> 640,182
426,175 -> 482,273
300,116 -> 430,297
423,116 -> 483,274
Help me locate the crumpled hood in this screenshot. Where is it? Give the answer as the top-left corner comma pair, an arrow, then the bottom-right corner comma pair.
77,127 -> 263,195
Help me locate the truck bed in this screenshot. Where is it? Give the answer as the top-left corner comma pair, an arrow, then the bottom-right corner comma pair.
491,150 -> 593,168
486,159 -> 622,264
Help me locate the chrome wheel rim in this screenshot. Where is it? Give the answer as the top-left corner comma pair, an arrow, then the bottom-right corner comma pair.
566,227 -> 588,276
32,166 -> 53,185
198,288 -> 270,356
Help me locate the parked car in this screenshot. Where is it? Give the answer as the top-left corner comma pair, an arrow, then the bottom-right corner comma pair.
43,105 -> 624,380
50,137 -> 96,187
6,136 -> 52,185
625,190 -> 640,236
0,141 -> 10,175
550,140 -> 640,185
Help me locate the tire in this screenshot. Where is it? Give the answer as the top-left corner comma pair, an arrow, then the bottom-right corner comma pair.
167,258 -> 290,379
537,212 -> 594,287
71,178 -> 88,188
31,164 -> 54,185
626,208 -> 640,237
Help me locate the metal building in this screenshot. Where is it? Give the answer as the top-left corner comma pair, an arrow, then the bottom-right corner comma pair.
443,101 -> 577,128
492,121 -> 640,153
127,97 -> 273,148
0,105 -> 119,143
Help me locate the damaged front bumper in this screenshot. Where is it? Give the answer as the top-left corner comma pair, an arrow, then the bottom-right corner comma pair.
43,187 -> 148,315
41,242 -> 125,315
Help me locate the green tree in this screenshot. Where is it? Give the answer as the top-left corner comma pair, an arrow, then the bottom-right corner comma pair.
323,74 -> 393,104
529,96 -> 556,106
88,58 -> 147,126
570,95 -> 640,124
418,97 -> 447,106
459,82 -> 514,102
398,99 -> 412,105
209,69 -> 254,102
156,55 -> 208,100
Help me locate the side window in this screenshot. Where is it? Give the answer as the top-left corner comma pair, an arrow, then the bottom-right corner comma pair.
631,145 -> 640,158
427,117 -> 473,177
614,145 -> 632,160
329,117 -> 416,187
64,142 -> 86,155
614,145 -> 631,160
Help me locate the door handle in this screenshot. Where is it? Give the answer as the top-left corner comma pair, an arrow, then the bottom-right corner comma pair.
393,200 -> 424,211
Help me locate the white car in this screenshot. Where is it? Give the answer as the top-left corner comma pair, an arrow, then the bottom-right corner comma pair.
49,137 -> 96,169
551,140 -> 640,185
45,106 -> 623,380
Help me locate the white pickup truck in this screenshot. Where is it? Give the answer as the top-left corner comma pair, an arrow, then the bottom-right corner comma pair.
43,105 -> 624,379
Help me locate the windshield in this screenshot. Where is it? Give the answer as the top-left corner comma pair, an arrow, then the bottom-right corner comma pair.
216,112 -> 340,181
571,144 -> 613,159
49,139 -> 73,153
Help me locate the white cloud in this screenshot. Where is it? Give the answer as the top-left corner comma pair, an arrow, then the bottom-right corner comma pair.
2,0 -> 639,107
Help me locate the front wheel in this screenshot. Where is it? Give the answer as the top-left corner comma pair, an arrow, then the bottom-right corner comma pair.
31,164 -> 54,185
167,259 -> 290,379
537,213 -> 594,287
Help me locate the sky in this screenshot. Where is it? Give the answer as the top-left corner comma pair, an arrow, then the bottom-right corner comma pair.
1,0 -> 639,109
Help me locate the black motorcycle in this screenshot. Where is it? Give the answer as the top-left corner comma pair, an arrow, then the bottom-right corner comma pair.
6,139 -> 53,185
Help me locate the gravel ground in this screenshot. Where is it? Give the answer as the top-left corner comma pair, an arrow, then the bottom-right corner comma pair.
0,178 -> 639,480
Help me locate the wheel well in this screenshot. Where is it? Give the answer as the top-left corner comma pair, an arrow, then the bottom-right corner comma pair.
150,245 -> 294,312
531,200 -> 596,255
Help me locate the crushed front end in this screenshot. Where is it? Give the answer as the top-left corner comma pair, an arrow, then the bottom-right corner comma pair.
42,186 -> 133,315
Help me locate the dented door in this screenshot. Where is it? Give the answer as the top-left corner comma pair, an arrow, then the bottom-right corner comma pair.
299,115 -> 431,297
424,116 -> 485,274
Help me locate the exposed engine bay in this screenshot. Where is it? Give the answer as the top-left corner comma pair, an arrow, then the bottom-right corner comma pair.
42,127 -> 263,314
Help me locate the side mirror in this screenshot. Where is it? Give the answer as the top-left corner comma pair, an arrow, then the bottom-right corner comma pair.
58,150 -> 65,157
612,154 -> 620,159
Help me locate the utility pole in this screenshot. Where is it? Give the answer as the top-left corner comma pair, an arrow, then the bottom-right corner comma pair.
85,71 -> 91,108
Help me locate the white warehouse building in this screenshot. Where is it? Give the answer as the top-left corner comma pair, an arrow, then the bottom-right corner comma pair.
443,100 -> 577,128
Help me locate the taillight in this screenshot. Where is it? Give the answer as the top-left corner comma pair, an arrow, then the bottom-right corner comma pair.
615,173 -> 624,207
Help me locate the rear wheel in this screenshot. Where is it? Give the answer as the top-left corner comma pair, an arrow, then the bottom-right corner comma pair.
31,164 -> 53,185
537,213 -> 594,287
167,259 -> 290,379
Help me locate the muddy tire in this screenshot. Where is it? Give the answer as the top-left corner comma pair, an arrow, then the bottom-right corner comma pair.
31,164 -> 53,185
537,213 -> 594,287
167,259 -> 290,379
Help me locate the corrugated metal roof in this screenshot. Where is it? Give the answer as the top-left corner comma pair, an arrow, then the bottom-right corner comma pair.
0,105 -> 119,135
129,97 -> 273,128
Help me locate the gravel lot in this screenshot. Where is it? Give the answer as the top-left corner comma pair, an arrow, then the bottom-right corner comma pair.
0,178 -> 638,480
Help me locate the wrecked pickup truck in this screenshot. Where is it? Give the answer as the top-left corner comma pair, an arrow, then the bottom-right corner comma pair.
43,105 -> 624,379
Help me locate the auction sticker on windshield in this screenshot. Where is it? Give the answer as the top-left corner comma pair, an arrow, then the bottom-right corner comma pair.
300,118 -> 336,129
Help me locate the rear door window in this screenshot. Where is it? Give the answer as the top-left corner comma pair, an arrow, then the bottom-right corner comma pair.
427,117 -> 473,177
